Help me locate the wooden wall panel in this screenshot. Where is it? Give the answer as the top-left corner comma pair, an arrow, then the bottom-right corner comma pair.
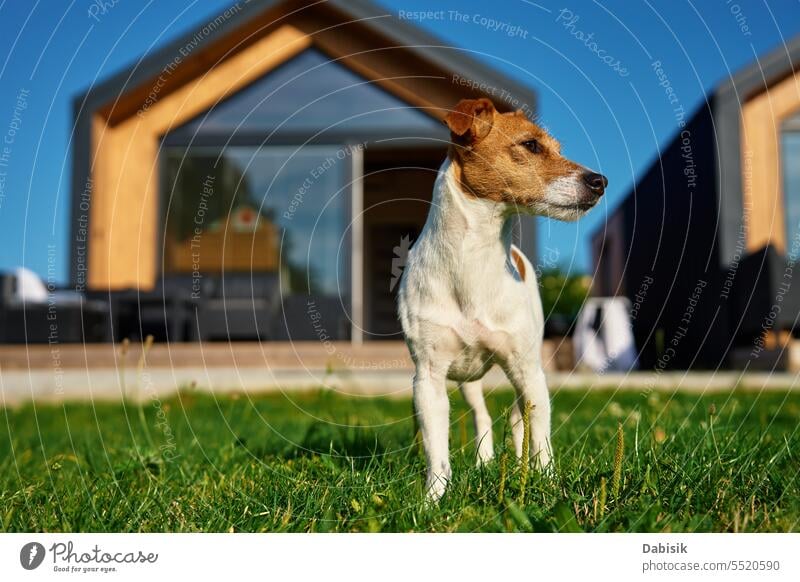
88,25 -> 310,290
741,72 -> 800,254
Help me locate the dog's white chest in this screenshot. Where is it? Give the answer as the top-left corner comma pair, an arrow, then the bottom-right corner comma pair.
403,292 -> 528,382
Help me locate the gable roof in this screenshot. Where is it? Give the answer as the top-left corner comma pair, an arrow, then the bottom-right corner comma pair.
76,0 -> 538,115
717,34 -> 800,102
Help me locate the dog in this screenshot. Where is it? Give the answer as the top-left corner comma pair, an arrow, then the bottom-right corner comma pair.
397,98 -> 606,501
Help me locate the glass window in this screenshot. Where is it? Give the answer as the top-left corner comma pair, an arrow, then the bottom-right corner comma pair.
164,48 -> 444,143
162,146 -> 347,297
782,112 -> 800,258
157,48 -> 449,341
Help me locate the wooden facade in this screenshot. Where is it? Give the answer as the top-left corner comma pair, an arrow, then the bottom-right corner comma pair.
741,71 -> 800,254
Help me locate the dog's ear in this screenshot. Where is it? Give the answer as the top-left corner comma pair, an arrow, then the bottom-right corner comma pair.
444,98 -> 496,144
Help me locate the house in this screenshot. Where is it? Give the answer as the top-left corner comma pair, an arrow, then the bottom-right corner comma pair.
591,36 -> 800,370
69,0 -> 537,343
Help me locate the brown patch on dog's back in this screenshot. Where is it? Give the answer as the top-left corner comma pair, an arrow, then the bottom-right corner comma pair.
510,247 -> 526,281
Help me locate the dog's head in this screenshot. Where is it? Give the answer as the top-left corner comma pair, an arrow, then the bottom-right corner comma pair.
445,98 -> 606,220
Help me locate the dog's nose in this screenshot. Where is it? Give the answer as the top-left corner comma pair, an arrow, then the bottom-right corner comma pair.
583,172 -> 608,195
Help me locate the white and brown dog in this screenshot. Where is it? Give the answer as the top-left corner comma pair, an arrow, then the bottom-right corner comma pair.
398,98 -> 606,501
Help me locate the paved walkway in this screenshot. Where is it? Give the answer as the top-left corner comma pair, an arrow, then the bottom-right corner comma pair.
1,342 -> 798,405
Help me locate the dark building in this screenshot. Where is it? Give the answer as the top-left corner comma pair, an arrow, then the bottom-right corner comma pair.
592,36 -> 800,370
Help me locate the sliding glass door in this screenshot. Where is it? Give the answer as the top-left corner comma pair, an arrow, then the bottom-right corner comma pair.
161,145 -> 351,340
163,146 -> 348,294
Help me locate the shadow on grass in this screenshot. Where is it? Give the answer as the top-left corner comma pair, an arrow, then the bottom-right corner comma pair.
239,421 -> 391,469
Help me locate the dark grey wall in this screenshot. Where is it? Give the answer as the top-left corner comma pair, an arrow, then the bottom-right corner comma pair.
596,104 -> 727,369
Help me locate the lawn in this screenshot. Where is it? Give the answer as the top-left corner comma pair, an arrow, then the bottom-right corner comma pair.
1,387 -> 798,532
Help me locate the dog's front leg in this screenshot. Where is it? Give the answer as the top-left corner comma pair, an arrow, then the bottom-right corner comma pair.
413,362 -> 451,502
504,363 -> 552,468
460,380 -> 494,465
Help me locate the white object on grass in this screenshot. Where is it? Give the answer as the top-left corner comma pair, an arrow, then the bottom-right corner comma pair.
574,297 -> 638,372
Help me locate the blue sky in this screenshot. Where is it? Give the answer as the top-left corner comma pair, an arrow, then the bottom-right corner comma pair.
1,0 -> 799,284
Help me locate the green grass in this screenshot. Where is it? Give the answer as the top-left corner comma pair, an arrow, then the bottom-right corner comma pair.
1,387 -> 798,532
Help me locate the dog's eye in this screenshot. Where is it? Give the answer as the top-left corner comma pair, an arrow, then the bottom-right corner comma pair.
521,139 -> 542,154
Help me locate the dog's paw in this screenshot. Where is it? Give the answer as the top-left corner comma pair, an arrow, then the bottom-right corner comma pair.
425,481 -> 447,505
424,469 -> 450,504
537,443 -> 553,469
476,448 -> 494,467
533,447 -> 555,478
